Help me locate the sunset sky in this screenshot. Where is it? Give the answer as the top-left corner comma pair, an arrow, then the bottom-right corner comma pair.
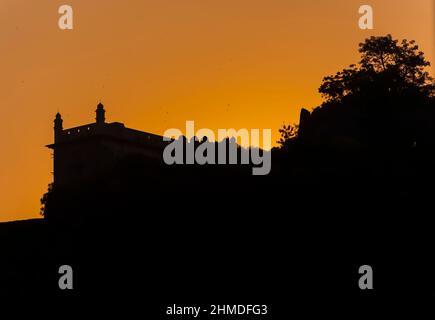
0,0 -> 433,221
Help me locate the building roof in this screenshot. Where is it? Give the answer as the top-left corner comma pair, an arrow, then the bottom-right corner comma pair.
47,121 -> 165,149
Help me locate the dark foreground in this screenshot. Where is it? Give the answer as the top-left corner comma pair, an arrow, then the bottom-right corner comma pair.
1,170 -> 433,317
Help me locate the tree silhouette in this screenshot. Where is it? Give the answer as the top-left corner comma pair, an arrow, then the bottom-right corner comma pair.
40,183 -> 53,217
277,123 -> 298,147
319,34 -> 434,103
296,35 -> 435,149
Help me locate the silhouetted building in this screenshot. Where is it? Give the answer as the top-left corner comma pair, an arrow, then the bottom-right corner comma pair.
46,103 -> 166,188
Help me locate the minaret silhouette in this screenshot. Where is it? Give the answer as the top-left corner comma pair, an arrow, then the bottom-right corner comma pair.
54,112 -> 63,143
96,102 -> 106,124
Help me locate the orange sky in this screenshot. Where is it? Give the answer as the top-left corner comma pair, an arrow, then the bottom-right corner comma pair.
0,0 -> 433,221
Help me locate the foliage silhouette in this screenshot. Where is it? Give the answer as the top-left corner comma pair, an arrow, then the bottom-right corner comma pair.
319,34 -> 433,103
290,35 -> 435,151
277,123 -> 298,147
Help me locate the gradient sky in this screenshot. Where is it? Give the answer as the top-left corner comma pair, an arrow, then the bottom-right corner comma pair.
0,0 -> 433,221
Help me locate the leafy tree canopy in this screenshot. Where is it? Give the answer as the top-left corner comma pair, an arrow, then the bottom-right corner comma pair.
319,35 -> 434,103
